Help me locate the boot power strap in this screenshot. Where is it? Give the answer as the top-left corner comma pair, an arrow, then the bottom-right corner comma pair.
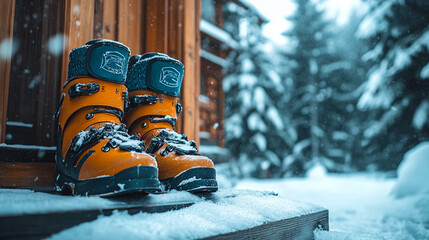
67,39 -> 130,84
59,78 -> 127,129
68,82 -> 100,100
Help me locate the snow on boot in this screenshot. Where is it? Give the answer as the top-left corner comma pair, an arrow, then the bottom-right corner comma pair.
124,53 -> 218,192
55,39 -> 161,196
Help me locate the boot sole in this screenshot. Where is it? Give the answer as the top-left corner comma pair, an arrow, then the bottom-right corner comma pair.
56,166 -> 161,197
161,167 -> 218,193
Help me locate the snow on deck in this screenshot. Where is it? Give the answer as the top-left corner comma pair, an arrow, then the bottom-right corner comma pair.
0,189 -> 202,216
0,189 -> 324,239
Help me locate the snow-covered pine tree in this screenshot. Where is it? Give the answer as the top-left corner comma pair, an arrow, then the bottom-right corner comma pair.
223,3 -> 292,178
314,12 -> 371,172
357,0 -> 429,170
282,0 -> 336,175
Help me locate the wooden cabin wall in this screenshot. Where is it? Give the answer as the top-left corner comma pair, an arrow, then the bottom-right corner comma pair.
6,0 -> 65,146
0,0 -> 201,190
200,58 -> 224,148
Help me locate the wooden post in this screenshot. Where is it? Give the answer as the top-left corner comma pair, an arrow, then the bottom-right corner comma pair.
181,0 -> 201,145
0,0 -> 15,143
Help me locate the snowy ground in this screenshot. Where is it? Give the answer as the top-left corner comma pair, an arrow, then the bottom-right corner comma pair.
235,172 -> 429,240
233,142 -> 429,239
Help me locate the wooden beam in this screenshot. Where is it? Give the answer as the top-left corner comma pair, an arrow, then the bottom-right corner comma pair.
0,162 -> 56,191
61,0 -> 95,87
181,0 -> 201,145
118,0 -> 143,55
0,145 -> 55,163
0,0 -> 15,143
203,210 -> 329,240
144,0 -> 169,53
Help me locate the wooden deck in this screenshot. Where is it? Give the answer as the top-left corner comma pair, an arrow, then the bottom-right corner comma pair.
1,194 -> 196,240
204,210 -> 328,240
0,192 -> 328,240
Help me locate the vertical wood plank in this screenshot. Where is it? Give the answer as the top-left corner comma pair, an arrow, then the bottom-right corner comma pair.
218,73 -> 225,147
61,0 -> 95,87
144,0 -> 168,53
167,0 -> 183,60
102,0 -> 118,41
0,0 -> 15,143
35,1 -> 65,146
181,0 -> 200,145
93,0 -> 105,38
118,0 -> 143,55
215,0 -> 224,28
37,2 -> 51,146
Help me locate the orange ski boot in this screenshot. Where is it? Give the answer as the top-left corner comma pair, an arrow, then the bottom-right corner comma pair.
54,39 -> 161,196
124,53 -> 218,192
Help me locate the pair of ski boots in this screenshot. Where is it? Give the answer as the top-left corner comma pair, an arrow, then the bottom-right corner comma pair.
55,39 -> 217,196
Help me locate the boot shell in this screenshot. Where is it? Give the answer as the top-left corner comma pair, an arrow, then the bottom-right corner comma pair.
125,90 -> 218,192
56,78 -> 160,196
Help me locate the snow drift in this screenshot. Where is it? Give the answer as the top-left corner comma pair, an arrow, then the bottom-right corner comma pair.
391,142 -> 429,198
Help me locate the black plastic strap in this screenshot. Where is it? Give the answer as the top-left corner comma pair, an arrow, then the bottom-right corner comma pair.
149,116 -> 176,128
54,93 -> 65,121
176,102 -> 182,115
68,83 -> 100,100
129,95 -> 159,108
122,91 -> 130,112
146,136 -> 164,154
85,107 -> 123,120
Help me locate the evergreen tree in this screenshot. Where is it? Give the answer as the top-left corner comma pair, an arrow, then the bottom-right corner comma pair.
282,0 -> 336,175
357,0 -> 429,170
280,0 -> 373,174
315,13 -> 371,172
223,4 -> 292,178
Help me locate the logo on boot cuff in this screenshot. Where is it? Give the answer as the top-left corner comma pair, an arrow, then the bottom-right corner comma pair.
159,67 -> 180,88
100,51 -> 125,75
